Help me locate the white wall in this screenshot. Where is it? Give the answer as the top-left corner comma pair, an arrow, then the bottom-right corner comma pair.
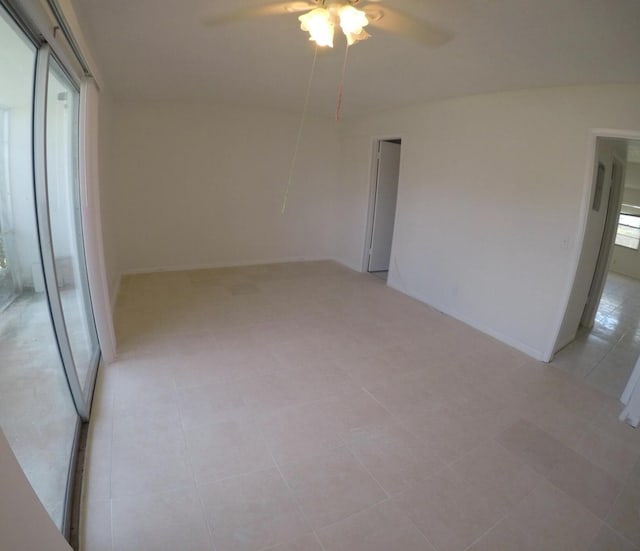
336,84 -> 640,360
105,85 -> 640,361
0,428 -> 71,551
611,162 -> 640,280
97,91 -> 120,302
111,102 -> 340,273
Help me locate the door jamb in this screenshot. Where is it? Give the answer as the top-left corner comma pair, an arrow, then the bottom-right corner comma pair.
580,153 -> 626,329
547,129 -> 640,362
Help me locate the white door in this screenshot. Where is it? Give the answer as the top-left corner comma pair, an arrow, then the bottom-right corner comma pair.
369,141 -> 401,272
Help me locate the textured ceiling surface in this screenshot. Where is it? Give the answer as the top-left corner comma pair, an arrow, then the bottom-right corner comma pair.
71,0 -> 640,118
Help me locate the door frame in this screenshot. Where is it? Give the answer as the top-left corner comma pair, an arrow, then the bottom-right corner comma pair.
362,135 -> 403,273
549,128 -> 640,360
580,153 -> 625,329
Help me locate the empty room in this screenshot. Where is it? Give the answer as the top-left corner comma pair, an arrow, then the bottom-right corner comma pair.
2,1 -> 640,550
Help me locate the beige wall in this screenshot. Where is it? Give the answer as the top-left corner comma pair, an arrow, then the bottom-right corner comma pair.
103,85 -> 640,360
110,101 -> 340,273
336,84 -> 640,360
98,90 -> 120,303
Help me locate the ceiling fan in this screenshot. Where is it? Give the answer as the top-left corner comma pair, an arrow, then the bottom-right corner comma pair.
205,1 -> 451,209
205,0 -> 452,49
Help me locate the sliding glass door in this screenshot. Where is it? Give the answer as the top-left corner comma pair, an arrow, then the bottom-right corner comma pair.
0,4 -> 100,535
45,58 -> 100,399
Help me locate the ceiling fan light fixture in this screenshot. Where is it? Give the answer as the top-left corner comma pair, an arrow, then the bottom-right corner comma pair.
299,3 -> 369,48
338,5 -> 370,45
299,8 -> 335,47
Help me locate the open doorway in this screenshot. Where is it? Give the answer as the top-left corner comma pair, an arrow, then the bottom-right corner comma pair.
553,135 -> 640,398
365,138 -> 401,282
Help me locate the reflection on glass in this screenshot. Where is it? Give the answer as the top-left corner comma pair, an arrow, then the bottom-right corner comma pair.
0,10 -> 78,528
46,59 -> 99,391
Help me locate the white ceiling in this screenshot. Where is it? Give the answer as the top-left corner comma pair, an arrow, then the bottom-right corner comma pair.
70,0 -> 640,118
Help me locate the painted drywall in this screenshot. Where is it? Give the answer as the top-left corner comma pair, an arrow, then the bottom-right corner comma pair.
111,102 -> 340,273
97,90 -> 120,304
611,162 -> 640,280
336,85 -> 640,360
0,428 -> 71,551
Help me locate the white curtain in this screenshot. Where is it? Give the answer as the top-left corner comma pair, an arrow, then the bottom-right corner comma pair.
79,78 -> 116,363
620,354 -> 640,427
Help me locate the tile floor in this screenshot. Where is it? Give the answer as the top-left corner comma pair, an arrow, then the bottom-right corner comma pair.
369,271 -> 388,282
81,261 -> 640,551
553,271 -> 640,398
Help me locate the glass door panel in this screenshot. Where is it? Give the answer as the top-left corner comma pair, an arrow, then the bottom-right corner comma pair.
45,58 -> 99,396
0,9 -> 78,530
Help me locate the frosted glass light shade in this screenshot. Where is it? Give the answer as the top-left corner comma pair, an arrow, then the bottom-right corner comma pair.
299,4 -> 369,48
299,8 -> 335,47
338,5 -> 370,45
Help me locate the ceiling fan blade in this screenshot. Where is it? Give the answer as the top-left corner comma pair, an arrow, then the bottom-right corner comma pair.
204,2 -> 315,26
363,5 -> 452,47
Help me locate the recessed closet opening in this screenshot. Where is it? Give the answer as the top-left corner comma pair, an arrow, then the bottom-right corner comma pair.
364,138 -> 402,282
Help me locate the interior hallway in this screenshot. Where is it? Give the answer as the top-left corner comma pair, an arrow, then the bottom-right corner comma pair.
553,272 -> 640,398
81,261 -> 640,551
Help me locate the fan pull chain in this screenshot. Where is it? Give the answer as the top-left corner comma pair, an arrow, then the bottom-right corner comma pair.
335,43 -> 350,121
282,45 -> 319,214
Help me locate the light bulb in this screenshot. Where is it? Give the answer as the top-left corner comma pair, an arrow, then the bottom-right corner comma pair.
299,8 -> 335,48
338,5 -> 370,45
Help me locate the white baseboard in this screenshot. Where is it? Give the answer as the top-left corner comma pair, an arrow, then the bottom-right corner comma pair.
120,255 -> 337,276
386,279 -> 548,362
329,257 -> 361,272
109,274 -> 121,313
108,256 -> 551,363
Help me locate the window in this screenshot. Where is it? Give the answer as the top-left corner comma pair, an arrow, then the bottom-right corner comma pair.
615,204 -> 640,250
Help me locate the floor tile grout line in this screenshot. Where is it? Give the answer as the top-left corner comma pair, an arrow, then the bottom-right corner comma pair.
400,512 -> 442,551
601,518 -> 640,550
309,443 -> 439,549
343,443 -> 392,501
360,385 -> 400,421
598,461 -> 640,547
193,462 -> 279,489
263,444 -> 328,551
107,392 -> 115,551
106,393 -> 115,503
496,413 -> 633,504
109,479 -> 204,504
310,530 -> 327,551
175,408 -> 217,551
461,482 -> 540,551
315,497 -> 392,542
523,450 -> 613,527
106,496 -> 114,551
